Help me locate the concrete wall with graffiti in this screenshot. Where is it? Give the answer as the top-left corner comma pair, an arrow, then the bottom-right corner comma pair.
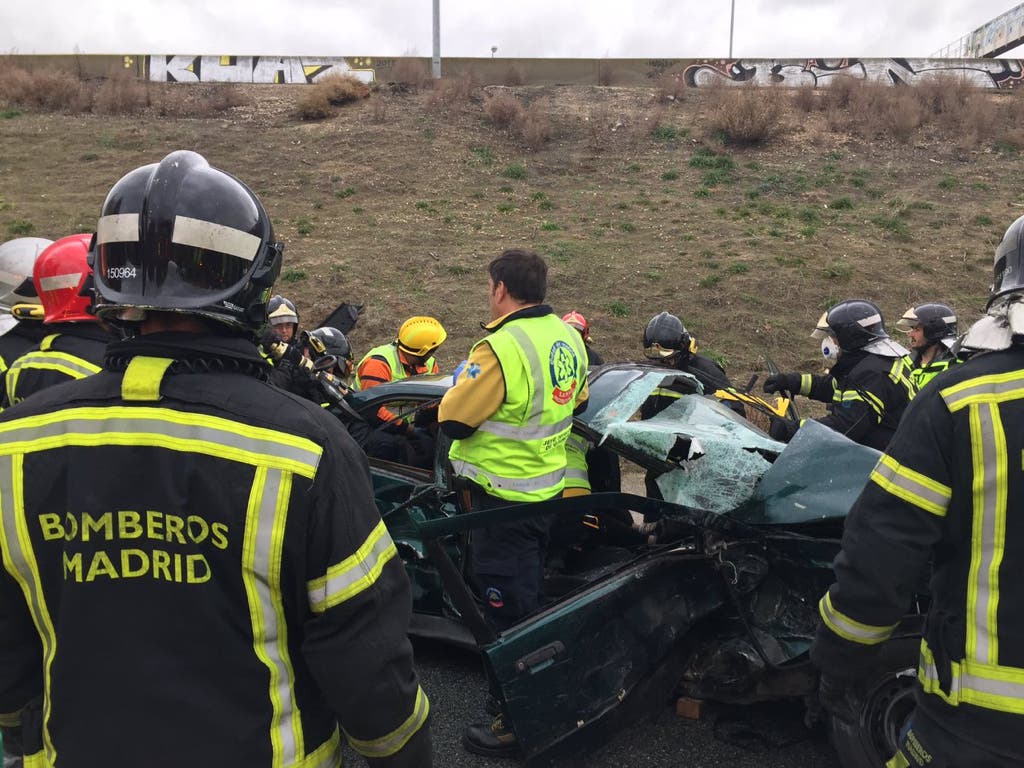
6,55 -> 1024,90
678,58 -> 1024,90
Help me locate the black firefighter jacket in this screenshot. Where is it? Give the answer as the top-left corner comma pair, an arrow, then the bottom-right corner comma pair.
775,350 -> 915,450
811,344 -> 1024,763
3,322 -> 113,408
0,333 -> 431,768
0,320 -> 48,410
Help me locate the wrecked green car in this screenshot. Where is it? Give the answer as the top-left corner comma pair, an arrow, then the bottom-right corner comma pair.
342,363 -> 924,768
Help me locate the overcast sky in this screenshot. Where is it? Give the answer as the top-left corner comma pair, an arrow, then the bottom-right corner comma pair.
1,1 -> 1021,59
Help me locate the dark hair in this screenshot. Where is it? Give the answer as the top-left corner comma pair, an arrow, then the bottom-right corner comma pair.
488,249 -> 547,303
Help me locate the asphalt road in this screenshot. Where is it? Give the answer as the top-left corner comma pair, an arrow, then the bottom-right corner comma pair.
341,639 -> 842,768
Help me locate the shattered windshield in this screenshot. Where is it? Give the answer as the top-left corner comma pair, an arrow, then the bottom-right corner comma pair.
587,371 -> 785,513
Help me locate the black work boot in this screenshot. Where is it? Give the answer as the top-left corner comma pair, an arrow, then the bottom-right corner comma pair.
462,714 -> 520,758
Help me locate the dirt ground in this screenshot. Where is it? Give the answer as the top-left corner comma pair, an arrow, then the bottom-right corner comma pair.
0,81 -> 1010,385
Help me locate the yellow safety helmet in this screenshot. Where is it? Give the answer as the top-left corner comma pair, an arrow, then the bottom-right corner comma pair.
397,316 -> 447,357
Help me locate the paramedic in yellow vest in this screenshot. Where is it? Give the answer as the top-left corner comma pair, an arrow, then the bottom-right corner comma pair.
356,316 -> 446,427
439,249 -> 588,757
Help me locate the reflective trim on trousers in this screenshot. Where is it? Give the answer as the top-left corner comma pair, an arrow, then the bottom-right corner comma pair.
451,459 -> 565,493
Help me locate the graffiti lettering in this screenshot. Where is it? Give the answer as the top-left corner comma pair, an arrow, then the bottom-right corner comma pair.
683,58 -> 1024,90
148,55 -> 374,84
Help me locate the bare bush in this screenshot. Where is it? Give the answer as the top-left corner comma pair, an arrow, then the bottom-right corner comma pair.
704,85 -> 786,146
425,74 -> 475,113
825,75 -> 862,109
503,64 -> 525,87
885,89 -> 925,143
0,62 -> 36,106
953,93 -> 997,149
597,61 -> 615,87
295,89 -> 335,120
914,72 -> 975,116
519,103 -> 552,149
791,87 -> 819,113
371,98 -> 388,124
484,91 -> 524,128
316,74 -> 370,106
996,127 -> 1024,152
0,65 -> 90,112
204,84 -> 251,112
93,72 -> 149,115
390,57 -> 431,91
656,68 -> 688,102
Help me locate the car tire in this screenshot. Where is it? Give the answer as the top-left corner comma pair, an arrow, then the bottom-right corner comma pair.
829,638 -> 920,768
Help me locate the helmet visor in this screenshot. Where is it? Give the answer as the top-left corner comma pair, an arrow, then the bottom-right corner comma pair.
95,213 -> 262,308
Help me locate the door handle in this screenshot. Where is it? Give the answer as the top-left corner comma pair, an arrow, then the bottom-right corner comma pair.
515,641 -> 566,673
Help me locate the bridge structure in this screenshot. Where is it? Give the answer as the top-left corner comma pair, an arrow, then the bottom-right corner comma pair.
933,3 -> 1024,58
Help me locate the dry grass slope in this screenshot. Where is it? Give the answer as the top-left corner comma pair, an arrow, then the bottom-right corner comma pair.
1,68 -> 1020,387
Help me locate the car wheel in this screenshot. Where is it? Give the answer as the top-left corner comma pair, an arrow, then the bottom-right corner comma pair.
829,638 -> 919,768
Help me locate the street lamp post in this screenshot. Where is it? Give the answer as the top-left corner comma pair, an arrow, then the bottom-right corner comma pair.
432,0 -> 441,78
729,0 -> 736,59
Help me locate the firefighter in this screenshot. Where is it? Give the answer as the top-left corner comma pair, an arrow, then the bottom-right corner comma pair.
642,311 -> 745,416
438,248 -> 588,757
3,234 -> 115,408
810,214 -> 1024,767
0,237 -> 52,409
355,315 -> 446,391
266,294 -> 300,343
764,299 -> 916,450
562,310 -> 604,365
895,302 -> 960,390
0,151 -> 431,768
270,325 -> 354,405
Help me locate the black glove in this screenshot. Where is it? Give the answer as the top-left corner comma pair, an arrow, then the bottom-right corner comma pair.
817,673 -> 862,726
763,372 -> 800,395
768,415 -> 799,443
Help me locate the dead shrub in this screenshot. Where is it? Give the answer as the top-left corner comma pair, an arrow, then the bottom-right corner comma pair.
844,81 -> 895,138
0,63 -> 37,106
995,127 -> 1024,152
204,84 -> 250,112
371,98 -> 388,124
425,74 -> 475,113
597,61 -> 616,87
914,72 -> 975,116
93,72 -> 149,115
35,69 -> 90,112
316,73 -> 370,106
390,57 -> 431,91
484,91 -> 524,128
704,85 -> 785,146
791,87 -> 819,113
519,103 -> 552,149
885,89 -> 925,143
295,89 -> 335,120
503,64 -> 525,87
656,67 -> 688,102
825,75 -> 862,109
953,93 -> 997,149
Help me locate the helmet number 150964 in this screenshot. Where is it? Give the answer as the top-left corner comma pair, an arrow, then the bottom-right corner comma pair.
107,266 -> 137,280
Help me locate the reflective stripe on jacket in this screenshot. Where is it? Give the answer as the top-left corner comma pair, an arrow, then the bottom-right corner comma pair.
5,329 -> 107,407
449,313 -> 586,502
0,337 -> 429,768
811,345 -> 1024,761
355,343 -> 436,390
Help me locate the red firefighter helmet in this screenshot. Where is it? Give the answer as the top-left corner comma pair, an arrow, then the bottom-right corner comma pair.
34,234 -> 96,324
561,310 -> 591,342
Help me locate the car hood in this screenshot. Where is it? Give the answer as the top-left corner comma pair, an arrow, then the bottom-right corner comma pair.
580,365 -> 878,523
581,366 -> 784,514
